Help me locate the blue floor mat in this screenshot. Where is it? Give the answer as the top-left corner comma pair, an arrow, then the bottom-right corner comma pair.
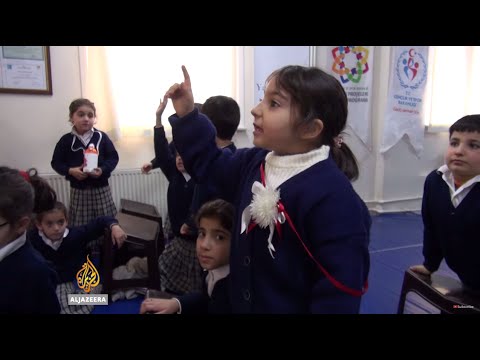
360,212 -> 458,314
91,295 -> 145,314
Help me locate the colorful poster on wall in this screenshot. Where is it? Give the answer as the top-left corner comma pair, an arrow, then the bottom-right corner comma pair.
327,46 -> 374,150
381,46 -> 429,156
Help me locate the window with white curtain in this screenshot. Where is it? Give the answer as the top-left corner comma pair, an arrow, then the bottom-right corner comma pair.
423,46 -> 480,130
101,46 -> 244,137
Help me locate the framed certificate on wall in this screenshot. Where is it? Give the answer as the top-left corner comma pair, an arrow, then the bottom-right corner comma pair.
0,46 -> 52,95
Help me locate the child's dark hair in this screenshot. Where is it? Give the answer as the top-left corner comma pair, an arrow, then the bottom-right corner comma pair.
68,98 -> 96,122
0,166 -> 35,224
449,115 -> 480,137
267,65 -> 359,181
202,96 -> 240,141
195,199 -> 235,233
26,168 -> 57,214
194,102 -> 203,112
36,201 -> 68,222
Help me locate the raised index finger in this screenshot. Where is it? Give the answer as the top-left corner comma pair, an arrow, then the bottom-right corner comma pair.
181,65 -> 190,86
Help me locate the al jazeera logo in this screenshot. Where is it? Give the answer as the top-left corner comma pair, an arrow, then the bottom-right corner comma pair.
67,255 -> 108,306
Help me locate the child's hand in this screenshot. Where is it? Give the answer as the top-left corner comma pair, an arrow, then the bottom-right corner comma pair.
180,223 -> 192,236
140,298 -> 179,314
155,94 -> 169,126
141,163 -> 153,174
409,264 -> 432,276
89,167 -> 103,178
111,224 -> 127,248
69,166 -> 88,181
165,65 -> 194,118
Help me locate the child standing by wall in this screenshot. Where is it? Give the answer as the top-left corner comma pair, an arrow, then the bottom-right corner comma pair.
28,201 -> 126,314
410,115 -> 480,294
0,166 -> 60,314
140,199 -> 233,314
51,99 -> 119,255
166,65 -> 370,313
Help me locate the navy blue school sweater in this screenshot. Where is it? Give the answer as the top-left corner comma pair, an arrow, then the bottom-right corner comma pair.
0,240 -> 60,314
153,126 -> 195,238
28,216 -> 118,283
170,109 -> 371,314
184,142 -> 238,237
179,273 -> 231,314
422,170 -> 480,290
51,128 -> 119,189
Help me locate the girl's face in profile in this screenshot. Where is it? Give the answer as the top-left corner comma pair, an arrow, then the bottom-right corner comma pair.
71,105 -> 96,135
250,78 -> 301,155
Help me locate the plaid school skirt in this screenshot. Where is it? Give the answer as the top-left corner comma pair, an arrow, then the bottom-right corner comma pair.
158,236 -> 204,295
69,186 -> 117,227
69,186 -> 117,254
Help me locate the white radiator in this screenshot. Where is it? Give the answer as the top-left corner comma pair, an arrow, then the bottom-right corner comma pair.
42,169 -> 169,223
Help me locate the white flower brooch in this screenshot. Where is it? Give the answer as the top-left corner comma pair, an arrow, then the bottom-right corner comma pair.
241,180 -> 286,258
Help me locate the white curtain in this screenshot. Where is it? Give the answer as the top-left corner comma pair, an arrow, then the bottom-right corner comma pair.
426,46 -> 480,128
80,46 -> 237,140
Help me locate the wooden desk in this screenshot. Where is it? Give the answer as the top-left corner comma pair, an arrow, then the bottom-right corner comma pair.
103,212 -> 161,297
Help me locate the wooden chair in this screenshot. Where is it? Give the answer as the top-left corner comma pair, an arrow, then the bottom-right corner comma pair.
103,212 -> 161,298
397,269 -> 480,314
120,198 -> 165,254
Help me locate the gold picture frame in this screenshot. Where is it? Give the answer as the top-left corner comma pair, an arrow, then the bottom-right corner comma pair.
0,46 -> 52,95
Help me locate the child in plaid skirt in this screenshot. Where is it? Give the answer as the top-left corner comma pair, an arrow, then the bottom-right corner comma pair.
51,98 -> 119,256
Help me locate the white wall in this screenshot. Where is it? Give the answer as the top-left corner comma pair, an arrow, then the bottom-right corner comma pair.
0,47 -> 82,173
0,46 -> 448,212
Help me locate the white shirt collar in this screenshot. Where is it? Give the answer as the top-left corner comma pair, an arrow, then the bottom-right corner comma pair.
205,264 -> 230,297
39,228 -> 70,251
71,127 -> 95,147
181,172 -> 191,182
437,164 -> 480,192
0,231 -> 27,262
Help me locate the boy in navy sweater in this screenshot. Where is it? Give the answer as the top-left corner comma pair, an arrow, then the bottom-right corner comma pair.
411,115 -> 480,293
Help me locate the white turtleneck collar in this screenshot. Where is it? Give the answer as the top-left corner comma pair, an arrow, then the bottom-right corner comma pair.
265,145 -> 330,190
